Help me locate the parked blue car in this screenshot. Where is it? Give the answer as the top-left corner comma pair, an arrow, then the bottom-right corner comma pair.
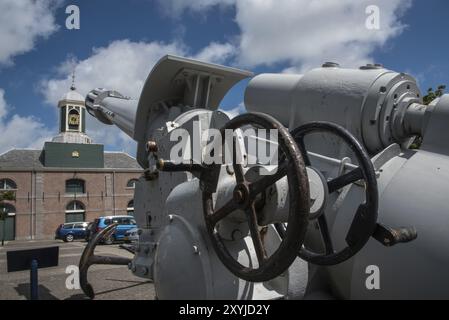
90,215 -> 137,244
55,222 -> 89,242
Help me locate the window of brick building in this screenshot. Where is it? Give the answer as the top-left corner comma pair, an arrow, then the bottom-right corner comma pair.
0,179 -> 17,190
127,200 -> 134,216
65,179 -> 85,194
65,200 -> 85,223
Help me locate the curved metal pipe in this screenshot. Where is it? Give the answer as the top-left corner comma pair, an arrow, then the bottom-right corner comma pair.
79,223 -> 132,299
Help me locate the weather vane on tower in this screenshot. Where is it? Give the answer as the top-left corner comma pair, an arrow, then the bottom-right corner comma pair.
70,69 -> 76,91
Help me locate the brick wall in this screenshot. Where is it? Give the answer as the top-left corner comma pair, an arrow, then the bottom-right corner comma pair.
0,170 -> 141,240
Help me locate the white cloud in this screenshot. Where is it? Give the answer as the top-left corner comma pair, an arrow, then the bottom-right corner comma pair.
194,42 -> 236,65
0,89 -> 54,154
41,39 -> 238,105
87,124 -> 137,156
158,0 -> 235,17
158,0 -> 411,71
0,0 -> 60,66
39,39 -> 236,153
38,0 -> 412,153
221,102 -> 246,119
0,90 -> 7,120
41,39 -> 187,104
237,0 -> 411,71
40,39 -> 187,154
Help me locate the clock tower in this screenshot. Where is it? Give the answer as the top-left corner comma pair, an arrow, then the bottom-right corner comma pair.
52,75 -> 92,144
44,74 -> 104,168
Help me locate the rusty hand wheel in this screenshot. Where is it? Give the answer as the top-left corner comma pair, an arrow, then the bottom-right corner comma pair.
276,121 -> 379,266
202,112 -> 310,282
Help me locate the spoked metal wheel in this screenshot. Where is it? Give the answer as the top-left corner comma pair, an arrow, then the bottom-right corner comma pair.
202,112 -> 311,282
276,121 -> 379,266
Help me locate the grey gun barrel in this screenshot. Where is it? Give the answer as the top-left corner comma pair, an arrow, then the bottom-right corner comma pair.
85,88 -> 138,139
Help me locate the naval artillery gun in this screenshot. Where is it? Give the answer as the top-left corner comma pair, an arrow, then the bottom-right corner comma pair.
79,55 -> 449,299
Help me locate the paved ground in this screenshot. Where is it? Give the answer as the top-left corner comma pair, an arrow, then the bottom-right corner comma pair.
0,239 -> 155,300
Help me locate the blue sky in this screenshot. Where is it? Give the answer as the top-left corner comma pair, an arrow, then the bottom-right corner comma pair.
0,0 -> 448,155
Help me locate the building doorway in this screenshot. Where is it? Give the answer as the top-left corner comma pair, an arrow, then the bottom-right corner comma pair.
0,203 -> 16,241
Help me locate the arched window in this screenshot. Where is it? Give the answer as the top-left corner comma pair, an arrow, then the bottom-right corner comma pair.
65,179 -> 85,194
0,203 -> 16,215
127,200 -> 134,216
65,200 -> 85,223
0,179 -> 17,190
126,179 -> 138,189
66,201 -> 84,211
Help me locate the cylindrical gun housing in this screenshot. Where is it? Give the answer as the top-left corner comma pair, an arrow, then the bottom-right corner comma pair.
245,64 -> 423,154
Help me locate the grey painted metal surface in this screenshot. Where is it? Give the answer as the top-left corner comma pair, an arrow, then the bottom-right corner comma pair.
84,55 -> 449,299
86,89 -> 137,138
245,66 -> 423,155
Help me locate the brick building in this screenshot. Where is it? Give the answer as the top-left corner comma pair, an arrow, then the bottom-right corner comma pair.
0,84 -> 142,240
